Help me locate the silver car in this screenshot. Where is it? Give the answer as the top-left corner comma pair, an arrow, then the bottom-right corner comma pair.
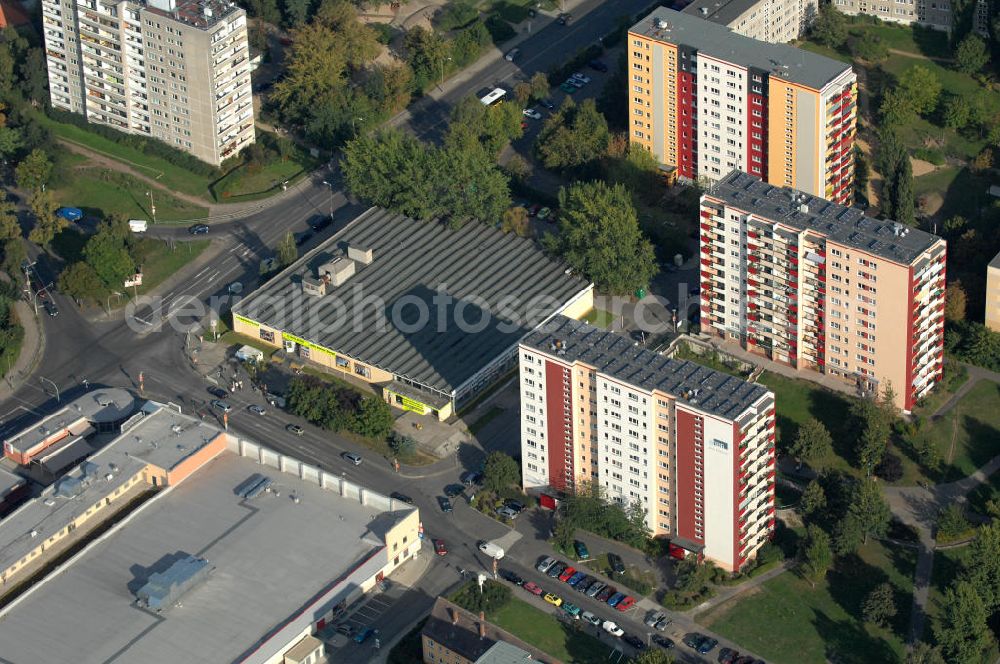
586,581 -> 606,597
247,405 -> 266,416
536,556 -> 556,574
342,451 -> 362,466
581,611 -> 601,626
211,399 -> 231,413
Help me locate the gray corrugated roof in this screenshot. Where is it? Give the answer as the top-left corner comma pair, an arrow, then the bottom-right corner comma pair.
706,171 -> 943,264
235,208 -> 591,395
683,0 -> 760,27
523,316 -> 771,420
630,7 -> 851,90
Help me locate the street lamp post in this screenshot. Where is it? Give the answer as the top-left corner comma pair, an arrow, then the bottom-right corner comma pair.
439,56 -> 452,89
321,180 -> 335,219
147,190 -> 157,224
39,376 -> 59,402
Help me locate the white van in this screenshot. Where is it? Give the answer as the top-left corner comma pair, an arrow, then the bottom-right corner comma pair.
478,541 -> 505,559
128,219 -> 148,233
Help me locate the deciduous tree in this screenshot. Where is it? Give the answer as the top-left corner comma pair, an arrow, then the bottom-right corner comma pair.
483,451 -> 520,493
943,94 -> 972,130
849,477 -> 891,545
57,261 -> 108,302
15,149 -> 52,192
935,580 -> 991,664
811,4 -> 847,48
801,480 -> 828,518
789,418 -> 833,465
955,34 -> 989,75
546,181 -> 657,295
963,520 -> 1000,610
277,231 -> 298,267
501,206 -> 530,237
906,643 -> 946,664
897,65 -> 942,117
84,217 -> 135,289
27,189 -> 63,246
945,282 -> 967,322
535,98 -> 610,172
799,524 -> 833,587
862,582 -> 897,627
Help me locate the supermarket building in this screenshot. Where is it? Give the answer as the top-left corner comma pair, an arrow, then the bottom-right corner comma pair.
0,400 -> 420,664
232,208 -> 594,420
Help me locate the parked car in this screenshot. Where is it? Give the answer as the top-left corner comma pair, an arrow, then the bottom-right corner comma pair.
683,634 -> 705,650
354,627 -> 376,644
558,566 -> 576,582
540,98 -> 556,110
295,230 -> 313,246
478,541 -> 505,559
566,77 -> 585,89
607,592 -> 626,608
543,592 -> 563,607
557,12 -> 571,24
718,648 -> 740,664
698,637 -> 719,654
536,556 -> 557,574
526,204 -> 541,217
504,47 -> 520,61
581,611 -> 601,626
566,571 -> 587,587
504,499 -> 525,513
654,616 -> 672,631
437,496 -> 453,513
342,452 -> 362,465
335,623 -> 354,637
570,72 -> 591,84
211,399 -> 231,413
247,405 -> 266,416
522,108 -> 542,120
547,562 -> 567,578
574,576 -> 594,593
559,82 -> 577,94
616,596 -> 636,612
588,59 -> 609,72
499,569 -> 524,586
622,635 -> 646,650
497,506 -> 519,519
595,585 -> 616,602
602,620 -> 624,637
311,215 -> 332,231
460,471 -> 482,486
574,541 -> 590,559
562,602 -> 581,618
652,635 -> 675,650
390,491 -> 413,504
586,581 -> 606,598
645,611 -> 666,628
433,539 -> 448,556
188,223 -> 210,235
524,582 -> 544,596
608,553 -> 626,574
207,386 -> 228,398
286,424 -> 304,436
536,207 -> 552,221
444,484 -> 464,498
733,657 -> 757,664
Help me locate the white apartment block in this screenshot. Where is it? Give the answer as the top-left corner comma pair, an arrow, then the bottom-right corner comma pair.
830,0 -> 951,31
42,0 -> 255,166
684,0 -> 819,43
519,315 -> 777,572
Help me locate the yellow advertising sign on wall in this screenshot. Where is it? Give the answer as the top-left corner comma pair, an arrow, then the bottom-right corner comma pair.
280,332 -> 337,358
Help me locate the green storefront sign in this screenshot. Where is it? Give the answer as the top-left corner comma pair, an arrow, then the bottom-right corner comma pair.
280,332 -> 337,358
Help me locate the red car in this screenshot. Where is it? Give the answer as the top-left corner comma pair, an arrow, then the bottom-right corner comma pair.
524,581 -> 544,596
558,566 -> 577,582
615,595 -> 636,612
433,539 -> 448,556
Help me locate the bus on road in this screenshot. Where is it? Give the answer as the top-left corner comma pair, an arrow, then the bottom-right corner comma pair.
479,87 -> 506,106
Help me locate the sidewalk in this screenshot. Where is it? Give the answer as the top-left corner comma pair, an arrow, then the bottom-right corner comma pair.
710,337 -> 859,398
0,300 -> 45,404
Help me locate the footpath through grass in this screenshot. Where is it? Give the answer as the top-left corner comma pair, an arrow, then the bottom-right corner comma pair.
490,597 -> 616,664
698,540 -> 916,664
916,380 -> 1000,481
51,168 -> 210,222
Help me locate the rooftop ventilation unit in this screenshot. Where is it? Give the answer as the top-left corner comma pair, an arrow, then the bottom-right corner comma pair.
301,275 -> 326,297
318,257 -> 355,287
135,555 -> 214,612
346,244 -> 373,265
654,17 -> 669,29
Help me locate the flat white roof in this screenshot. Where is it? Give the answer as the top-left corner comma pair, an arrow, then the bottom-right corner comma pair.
0,450 -> 414,664
3,388 -> 135,455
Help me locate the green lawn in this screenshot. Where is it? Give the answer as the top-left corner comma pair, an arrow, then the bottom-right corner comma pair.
914,380 -> 1000,481
586,552 -> 657,595
757,372 -> 857,473
51,168 -> 210,222
698,540 -> 916,664
133,238 -> 210,296
36,112 -> 214,198
209,150 -> 318,203
490,597 -> 616,664
851,23 -> 950,59
673,344 -> 749,377
967,470 -> 1000,517
583,308 -> 615,329
914,166 -> 995,220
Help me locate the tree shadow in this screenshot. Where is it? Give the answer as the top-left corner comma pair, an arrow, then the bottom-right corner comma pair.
526,506 -> 555,542
960,413 -> 1000,471
826,552 -> 889,623
812,609 -> 901,664
456,441 -> 484,474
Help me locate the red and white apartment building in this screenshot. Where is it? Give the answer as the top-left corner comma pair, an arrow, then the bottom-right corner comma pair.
700,170 -> 947,412
519,315 -> 777,572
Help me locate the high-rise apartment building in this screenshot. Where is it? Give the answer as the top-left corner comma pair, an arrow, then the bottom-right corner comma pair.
42,0 -> 255,166
700,171 -> 947,412
628,8 -> 857,205
831,0 -> 951,32
984,250 -> 1000,332
519,315 -> 777,572
683,0 -> 819,44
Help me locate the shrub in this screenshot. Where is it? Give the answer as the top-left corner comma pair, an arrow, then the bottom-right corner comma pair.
372,22 -> 396,44
494,0 -> 530,23
435,1 -> 479,31
875,452 -> 904,482
388,432 -> 417,462
484,14 -> 516,44
913,147 -> 945,165
936,504 -> 973,542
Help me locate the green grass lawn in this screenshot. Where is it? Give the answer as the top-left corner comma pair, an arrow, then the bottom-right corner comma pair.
915,380 -> 1000,481
672,344 -> 749,377
851,22 -> 950,58
967,470 -> 1000,517
490,597 -> 616,664
757,372 -> 857,474
133,238 -> 210,296
209,150 -> 318,203
586,552 -> 657,595
36,112 -> 214,198
698,540 -> 916,664
583,308 -> 615,329
51,169 -> 210,222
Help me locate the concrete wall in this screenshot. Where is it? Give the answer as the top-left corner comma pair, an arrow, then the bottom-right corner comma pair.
985,262 -> 1000,332
166,433 -> 229,485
